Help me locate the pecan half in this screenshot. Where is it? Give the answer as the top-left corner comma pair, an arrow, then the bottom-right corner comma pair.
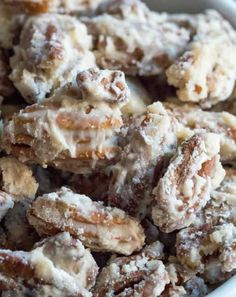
27,187 -> 145,255
0,232 -> 98,296
2,75 -> 124,173
152,133 -> 225,232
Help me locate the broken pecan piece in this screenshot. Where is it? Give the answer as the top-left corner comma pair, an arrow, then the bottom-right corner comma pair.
93,241 -> 169,297
176,223 -> 236,284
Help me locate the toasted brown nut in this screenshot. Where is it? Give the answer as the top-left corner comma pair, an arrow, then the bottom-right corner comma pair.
0,232 -> 98,296
152,133 -> 225,232
93,241 -> 169,297
27,187 -> 145,255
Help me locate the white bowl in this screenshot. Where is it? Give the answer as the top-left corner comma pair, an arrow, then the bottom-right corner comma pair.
143,1 -> 236,296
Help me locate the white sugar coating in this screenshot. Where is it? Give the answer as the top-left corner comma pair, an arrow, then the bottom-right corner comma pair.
28,187 -> 145,255
77,68 -> 130,106
164,101 -> 236,162
0,232 -> 97,296
84,0 -> 190,76
10,13 -> 95,103
108,101 -> 178,218
166,10 -> 236,107
210,223 -> 236,244
152,132 -> 225,232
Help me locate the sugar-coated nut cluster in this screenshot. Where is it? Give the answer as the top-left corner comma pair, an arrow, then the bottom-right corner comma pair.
0,232 -> 99,296
2,68 -> 125,174
10,14 -> 95,103
108,102 -> 178,218
93,241 -> 169,297
176,223 -> 236,284
84,0 -> 190,76
166,10 -> 236,108
27,187 -> 145,255
152,133 -> 225,233
164,101 -> 236,162
0,0 -> 236,296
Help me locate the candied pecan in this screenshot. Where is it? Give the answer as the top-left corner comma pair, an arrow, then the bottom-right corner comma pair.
93,241 -> 169,297
108,102 -> 178,218
84,0 -> 190,76
2,71 -> 125,173
164,101 -> 236,163
195,167 -> 236,228
176,223 -> 236,284
27,187 -> 145,255
166,10 -> 236,107
77,68 -> 130,105
152,133 -> 225,233
0,232 -> 98,296
161,258 -> 208,296
10,13 -> 95,102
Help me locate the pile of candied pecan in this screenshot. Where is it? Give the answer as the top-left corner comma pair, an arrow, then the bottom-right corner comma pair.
0,0 -> 236,296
